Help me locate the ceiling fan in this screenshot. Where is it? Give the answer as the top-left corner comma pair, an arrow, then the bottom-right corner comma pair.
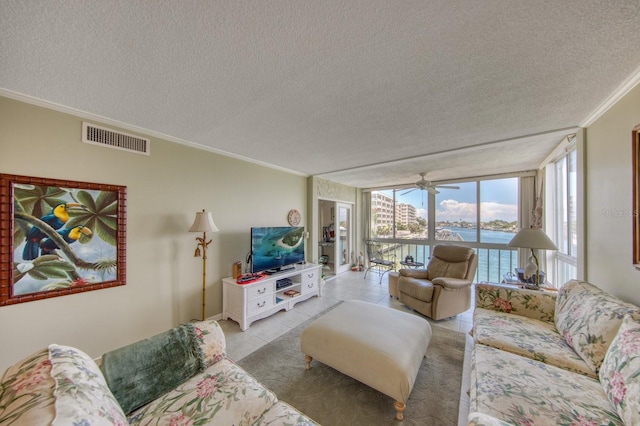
401,172 -> 460,195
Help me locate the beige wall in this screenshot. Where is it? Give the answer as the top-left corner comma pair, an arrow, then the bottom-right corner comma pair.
0,96 -> 307,371
586,83 -> 640,304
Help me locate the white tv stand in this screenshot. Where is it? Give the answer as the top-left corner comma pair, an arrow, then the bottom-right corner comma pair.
222,263 -> 322,331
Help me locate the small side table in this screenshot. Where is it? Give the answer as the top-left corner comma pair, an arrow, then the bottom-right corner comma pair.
399,261 -> 424,269
482,280 -> 557,292
501,273 -> 555,291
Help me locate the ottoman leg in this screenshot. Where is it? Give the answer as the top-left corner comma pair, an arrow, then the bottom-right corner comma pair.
394,401 -> 405,421
305,355 -> 313,370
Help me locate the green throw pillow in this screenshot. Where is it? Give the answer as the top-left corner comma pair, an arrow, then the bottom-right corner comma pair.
100,323 -> 204,414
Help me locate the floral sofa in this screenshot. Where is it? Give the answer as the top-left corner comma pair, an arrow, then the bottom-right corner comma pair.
468,280 -> 640,425
0,320 -> 317,425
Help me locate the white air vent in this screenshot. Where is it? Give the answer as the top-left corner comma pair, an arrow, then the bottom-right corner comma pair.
82,122 -> 150,155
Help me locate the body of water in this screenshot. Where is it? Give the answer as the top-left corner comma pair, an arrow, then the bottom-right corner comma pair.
444,226 -> 515,244
389,227 -> 518,283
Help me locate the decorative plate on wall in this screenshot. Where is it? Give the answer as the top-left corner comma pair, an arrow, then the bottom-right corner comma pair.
287,209 -> 301,226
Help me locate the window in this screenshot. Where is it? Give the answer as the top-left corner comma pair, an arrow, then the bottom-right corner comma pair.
547,147 -> 578,284
366,176 -> 520,282
435,182 -> 477,242
370,188 -> 428,239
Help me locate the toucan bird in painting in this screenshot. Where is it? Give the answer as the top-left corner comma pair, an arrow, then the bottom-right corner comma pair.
22,203 -> 84,260
39,226 -> 93,255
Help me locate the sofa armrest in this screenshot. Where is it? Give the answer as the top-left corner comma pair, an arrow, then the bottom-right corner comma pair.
399,268 -> 429,279
432,277 -> 471,289
475,283 -> 556,323
192,320 -> 226,368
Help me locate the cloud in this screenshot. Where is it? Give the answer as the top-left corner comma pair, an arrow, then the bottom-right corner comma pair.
481,201 -> 517,221
437,200 -> 517,222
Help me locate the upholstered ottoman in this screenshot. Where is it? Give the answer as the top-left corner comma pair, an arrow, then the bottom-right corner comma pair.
300,300 -> 432,420
388,271 -> 400,298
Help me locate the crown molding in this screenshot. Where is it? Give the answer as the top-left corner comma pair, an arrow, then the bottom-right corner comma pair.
0,88 -> 307,177
580,65 -> 640,128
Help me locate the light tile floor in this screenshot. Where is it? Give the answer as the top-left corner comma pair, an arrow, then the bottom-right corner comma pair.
217,270 -> 474,426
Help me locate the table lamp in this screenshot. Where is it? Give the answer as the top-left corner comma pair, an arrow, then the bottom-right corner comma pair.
507,227 -> 557,289
189,210 -> 219,320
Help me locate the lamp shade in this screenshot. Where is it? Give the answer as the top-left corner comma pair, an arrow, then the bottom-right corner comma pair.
189,210 -> 219,233
507,227 -> 558,250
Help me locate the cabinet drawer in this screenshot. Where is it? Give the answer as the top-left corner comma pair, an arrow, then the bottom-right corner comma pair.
247,282 -> 274,300
248,296 -> 274,315
302,279 -> 318,294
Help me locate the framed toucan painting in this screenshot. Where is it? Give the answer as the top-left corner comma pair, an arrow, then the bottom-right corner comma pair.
634,125 -> 640,269
0,174 -> 126,306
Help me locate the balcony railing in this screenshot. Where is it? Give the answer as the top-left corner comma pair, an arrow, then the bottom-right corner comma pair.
365,239 -> 519,284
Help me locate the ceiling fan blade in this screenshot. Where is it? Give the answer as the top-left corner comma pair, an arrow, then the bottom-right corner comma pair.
401,188 -> 417,195
435,185 -> 460,190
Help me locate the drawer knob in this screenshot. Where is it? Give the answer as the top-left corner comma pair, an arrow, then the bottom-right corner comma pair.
258,288 -> 266,294
257,301 -> 266,308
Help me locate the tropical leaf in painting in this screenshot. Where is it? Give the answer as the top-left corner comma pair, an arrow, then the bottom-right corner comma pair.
41,276 -> 92,291
75,190 -> 97,212
95,190 -> 117,210
13,255 -> 76,281
12,184 -> 68,246
13,201 -> 28,249
41,281 -> 74,290
66,190 -> 118,246
31,261 -> 75,279
93,258 -> 117,280
13,185 -> 68,219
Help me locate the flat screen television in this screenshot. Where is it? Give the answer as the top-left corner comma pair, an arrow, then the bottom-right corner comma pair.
251,226 -> 305,274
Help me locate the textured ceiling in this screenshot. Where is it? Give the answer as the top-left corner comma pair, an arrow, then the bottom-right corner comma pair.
2,1 -> 640,188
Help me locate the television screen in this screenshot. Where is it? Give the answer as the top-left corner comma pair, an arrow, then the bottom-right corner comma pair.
251,226 -> 305,273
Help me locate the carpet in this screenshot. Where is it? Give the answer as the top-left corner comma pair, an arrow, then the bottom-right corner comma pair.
237,304 -> 466,426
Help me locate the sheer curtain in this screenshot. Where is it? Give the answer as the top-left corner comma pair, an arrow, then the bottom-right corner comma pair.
518,175 -> 548,275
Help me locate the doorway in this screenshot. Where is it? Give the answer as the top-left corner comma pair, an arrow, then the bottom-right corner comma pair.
318,200 -> 353,278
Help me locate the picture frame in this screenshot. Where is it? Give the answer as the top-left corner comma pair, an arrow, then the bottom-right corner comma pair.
633,125 -> 640,268
0,174 -> 127,306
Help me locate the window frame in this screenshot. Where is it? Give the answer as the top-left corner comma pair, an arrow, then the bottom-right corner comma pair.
545,139 -> 581,285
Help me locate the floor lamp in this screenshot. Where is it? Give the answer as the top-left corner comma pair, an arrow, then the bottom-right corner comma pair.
507,227 -> 557,289
189,210 -> 219,321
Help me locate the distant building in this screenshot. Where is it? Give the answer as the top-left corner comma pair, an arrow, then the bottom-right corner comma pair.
371,192 -> 394,230
396,203 -> 416,226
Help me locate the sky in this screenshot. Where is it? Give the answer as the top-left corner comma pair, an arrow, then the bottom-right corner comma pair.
388,177 -> 518,223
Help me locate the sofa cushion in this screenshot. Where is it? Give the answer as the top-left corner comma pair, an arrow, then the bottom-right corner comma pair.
128,357 -> 279,425
600,315 -> 640,425
555,280 -> 640,374
470,344 -> 623,425
48,344 -> 128,425
0,349 -> 55,425
473,308 -> 594,378
100,323 -> 204,414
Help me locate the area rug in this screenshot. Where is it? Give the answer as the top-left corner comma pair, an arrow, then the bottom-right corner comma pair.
237,305 -> 465,426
